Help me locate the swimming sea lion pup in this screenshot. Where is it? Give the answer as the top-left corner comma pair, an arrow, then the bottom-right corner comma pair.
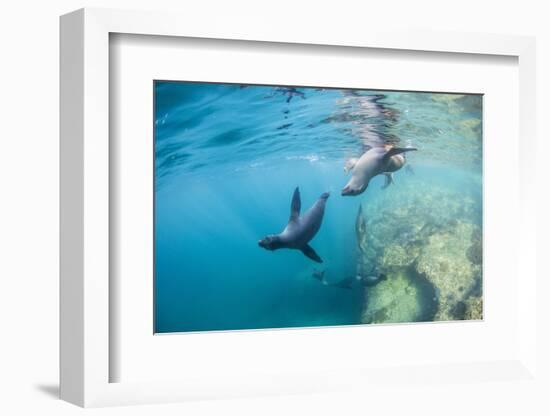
258,187 -> 329,263
312,269 -> 355,290
357,272 -> 388,287
342,145 -> 417,196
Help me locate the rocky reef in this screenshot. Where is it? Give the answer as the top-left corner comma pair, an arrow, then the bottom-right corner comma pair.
356,177 -> 483,323
361,267 -> 437,324
415,220 -> 482,321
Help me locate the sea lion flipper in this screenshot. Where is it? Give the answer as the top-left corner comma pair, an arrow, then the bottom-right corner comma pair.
344,158 -> 358,174
289,187 -> 301,222
381,173 -> 394,189
301,244 -> 322,263
383,146 -> 417,162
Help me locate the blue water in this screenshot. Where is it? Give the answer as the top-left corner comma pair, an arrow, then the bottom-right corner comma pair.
154,82 -> 482,333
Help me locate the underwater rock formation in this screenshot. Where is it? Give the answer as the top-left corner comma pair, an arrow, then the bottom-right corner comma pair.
464,296 -> 483,320
361,269 -> 420,324
361,267 -> 437,324
415,221 -> 482,321
357,180 -> 483,324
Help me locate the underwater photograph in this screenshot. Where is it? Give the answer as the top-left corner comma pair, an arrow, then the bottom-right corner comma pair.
154,81 -> 483,333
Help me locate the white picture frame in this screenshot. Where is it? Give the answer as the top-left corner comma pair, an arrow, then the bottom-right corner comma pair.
60,7 -> 538,408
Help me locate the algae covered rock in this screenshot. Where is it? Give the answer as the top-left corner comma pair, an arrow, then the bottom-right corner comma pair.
464,296 -> 483,320
362,268 -> 423,324
416,221 -> 482,321
357,180 -> 479,274
356,179 -> 483,324
380,242 -> 421,268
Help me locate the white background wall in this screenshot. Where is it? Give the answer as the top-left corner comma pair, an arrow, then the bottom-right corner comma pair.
0,1 -> 548,415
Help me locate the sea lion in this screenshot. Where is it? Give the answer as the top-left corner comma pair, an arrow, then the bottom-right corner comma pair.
258,187 -> 329,263
334,276 -> 354,289
358,272 -> 387,287
381,151 -> 409,189
355,204 -> 367,254
342,145 -> 417,196
272,87 -> 306,103
312,269 -> 355,290
312,269 -> 326,282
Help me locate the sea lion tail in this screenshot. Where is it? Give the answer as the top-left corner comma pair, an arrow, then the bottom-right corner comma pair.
381,173 -> 394,190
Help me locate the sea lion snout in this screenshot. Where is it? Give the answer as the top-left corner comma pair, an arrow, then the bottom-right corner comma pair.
258,235 -> 281,251
320,192 -> 330,200
341,185 -> 363,196
258,237 -> 270,249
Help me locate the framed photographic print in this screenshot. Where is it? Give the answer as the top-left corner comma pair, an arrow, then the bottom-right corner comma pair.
60,8 -> 539,408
